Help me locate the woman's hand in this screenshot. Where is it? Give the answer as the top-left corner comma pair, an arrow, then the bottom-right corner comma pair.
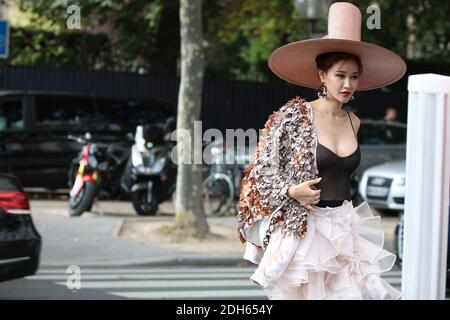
287,178 -> 322,212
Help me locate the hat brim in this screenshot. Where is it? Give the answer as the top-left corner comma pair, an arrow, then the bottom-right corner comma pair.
268,38 -> 407,91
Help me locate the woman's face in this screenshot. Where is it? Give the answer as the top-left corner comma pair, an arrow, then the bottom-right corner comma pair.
319,59 -> 360,104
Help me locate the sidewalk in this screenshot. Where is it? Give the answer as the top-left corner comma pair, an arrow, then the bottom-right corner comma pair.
30,200 -> 249,268
30,199 -> 398,269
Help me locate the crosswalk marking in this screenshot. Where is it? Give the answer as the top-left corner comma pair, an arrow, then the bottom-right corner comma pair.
55,279 -> 255,289
108,290 -> 266,299
28,266 -> 402,300
28,271 -> 401,281
27,273 -> 254,281
34,267 -> 257,274
28,275 -> 402,281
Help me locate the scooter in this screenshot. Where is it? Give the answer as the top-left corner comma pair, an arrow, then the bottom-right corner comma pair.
121,121 -> 177,216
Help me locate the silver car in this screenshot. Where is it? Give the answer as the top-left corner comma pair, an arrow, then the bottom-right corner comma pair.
349,120 -> 406,204
358,159 -> 405,212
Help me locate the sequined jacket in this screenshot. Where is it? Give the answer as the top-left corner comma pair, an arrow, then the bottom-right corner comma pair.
237,97 -> 319,251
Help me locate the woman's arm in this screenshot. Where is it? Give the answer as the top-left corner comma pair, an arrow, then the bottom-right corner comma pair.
238,107 -> 291,244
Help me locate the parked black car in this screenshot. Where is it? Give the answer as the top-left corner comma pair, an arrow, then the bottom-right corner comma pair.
0,90 -> 175,193
0,173 -> 41,282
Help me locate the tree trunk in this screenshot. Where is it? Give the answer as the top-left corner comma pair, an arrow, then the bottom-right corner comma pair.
174,0 -> 209,236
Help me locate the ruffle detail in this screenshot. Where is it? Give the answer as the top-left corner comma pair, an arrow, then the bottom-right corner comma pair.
249,200 -> 401,300
238,97 -> 319,247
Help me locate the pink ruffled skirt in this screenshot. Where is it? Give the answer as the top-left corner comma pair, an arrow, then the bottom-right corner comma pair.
248,200 -> 401,300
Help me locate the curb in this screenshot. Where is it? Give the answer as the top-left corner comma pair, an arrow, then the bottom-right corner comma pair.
109,218 -> 125,237
39,255 -> 254,269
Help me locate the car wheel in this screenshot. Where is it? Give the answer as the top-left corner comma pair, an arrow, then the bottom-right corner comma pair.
394,211 -> 404,267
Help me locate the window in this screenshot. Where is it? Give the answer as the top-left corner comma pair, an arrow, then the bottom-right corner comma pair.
359,123 -> 407,145
34,95 -> 95,130
384,125 -> 407,144
0,99 -> 24,131
95,98 -> 172,130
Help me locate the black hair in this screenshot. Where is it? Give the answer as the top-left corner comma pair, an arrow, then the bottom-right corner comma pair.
315,52 -> 363,74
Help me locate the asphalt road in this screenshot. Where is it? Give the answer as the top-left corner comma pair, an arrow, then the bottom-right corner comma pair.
0,265 -> 405,300
27,199 -> 401,267
0,199 -> 406,300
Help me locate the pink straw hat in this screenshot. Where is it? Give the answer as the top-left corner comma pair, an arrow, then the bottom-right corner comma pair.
268,2 -> 407,91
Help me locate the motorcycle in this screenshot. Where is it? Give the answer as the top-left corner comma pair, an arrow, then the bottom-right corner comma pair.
67,133 -> 131,216
121,120 -> 177,216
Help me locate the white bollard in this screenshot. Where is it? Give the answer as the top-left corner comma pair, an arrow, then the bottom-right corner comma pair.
402,73 -> 450,299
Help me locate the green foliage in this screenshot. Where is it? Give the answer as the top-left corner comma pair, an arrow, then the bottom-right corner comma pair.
9,0 -> 450,80
8,26 -> 113,68
204,0 -> 308,81
205,0 -> 449,81
354,0 -> 449,62
14,0 -> 180,72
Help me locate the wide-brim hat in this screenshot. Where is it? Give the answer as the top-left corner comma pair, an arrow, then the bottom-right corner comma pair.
268,2 -> 407,91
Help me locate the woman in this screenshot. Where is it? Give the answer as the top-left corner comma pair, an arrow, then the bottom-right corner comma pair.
238,2 -> 406,300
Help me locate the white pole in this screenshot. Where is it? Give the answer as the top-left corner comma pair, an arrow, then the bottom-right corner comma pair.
402,73 -> 450,299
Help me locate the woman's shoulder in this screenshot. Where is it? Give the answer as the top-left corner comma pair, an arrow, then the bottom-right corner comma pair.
262,97 -> 309,133
276,97 -> 309,116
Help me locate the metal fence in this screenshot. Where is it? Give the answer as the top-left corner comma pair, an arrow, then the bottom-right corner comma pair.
0,64 -> 408,133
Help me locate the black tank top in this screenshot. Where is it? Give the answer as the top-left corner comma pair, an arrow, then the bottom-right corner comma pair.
315,111 -> 361,208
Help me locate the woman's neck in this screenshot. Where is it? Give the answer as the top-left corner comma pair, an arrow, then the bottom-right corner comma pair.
311,97 -> 345,119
